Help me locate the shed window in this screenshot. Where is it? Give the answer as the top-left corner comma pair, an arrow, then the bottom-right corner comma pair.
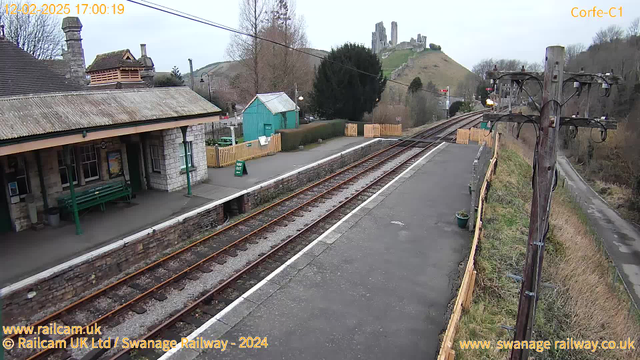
150,145 -> 162,173
58,150 -> 78,187
80,144 -> 100,181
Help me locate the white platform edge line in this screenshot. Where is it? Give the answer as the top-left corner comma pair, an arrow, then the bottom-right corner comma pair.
157,141 -> 447,360
1,138 -> 392,297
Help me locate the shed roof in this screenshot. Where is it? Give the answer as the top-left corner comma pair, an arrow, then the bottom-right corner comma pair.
246,92 -> 297,115
86,49 -> 144,72
0,87 -> 221,142
0,39 -> 84,97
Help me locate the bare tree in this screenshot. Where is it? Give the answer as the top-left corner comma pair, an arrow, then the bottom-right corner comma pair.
628,17 -> 640,38
456,72 -> 480,101
260,0 -> 310,96
0,0 -> 64,59
226,0 -> 268,100
565,43 -> 585,69
525,61 -> 544,73
472,58 -> 494,79
593,25 -> 624,44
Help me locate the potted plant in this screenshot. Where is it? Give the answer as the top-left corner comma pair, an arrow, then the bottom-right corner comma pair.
456,209 -> 469,228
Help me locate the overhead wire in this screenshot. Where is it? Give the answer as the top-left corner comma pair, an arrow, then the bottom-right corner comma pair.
126,0 -> 459,98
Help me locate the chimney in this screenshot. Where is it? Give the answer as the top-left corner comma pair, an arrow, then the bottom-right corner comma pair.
61,17 -> 87,86
138,44 -> 155,87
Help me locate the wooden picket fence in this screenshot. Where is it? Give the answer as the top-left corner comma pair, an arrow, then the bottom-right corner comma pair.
437,133 -> 500,360
206,133 -> 281,168
364,124 -> 402,138
364,124 -> 381,138
345,123 -> 358,137
456,128 -> 493,147
455,129 -> 470,144
380,124 -> 402,136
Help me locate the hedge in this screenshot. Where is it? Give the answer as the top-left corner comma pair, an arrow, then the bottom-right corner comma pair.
278,120 -> 346,151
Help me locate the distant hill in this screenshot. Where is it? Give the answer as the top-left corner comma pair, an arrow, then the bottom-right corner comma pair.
381,48 -> 473,98
183,48 -> 329,88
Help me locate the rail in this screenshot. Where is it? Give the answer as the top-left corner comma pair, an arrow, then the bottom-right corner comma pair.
8,111 -> 484,360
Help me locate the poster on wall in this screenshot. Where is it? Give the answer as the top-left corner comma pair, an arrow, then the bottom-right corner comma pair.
107,150 -> 123,178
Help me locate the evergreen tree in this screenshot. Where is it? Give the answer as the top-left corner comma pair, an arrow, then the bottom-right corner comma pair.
170,66 -> 184,84
311,43 -> 387,121
408,77 -> 423,94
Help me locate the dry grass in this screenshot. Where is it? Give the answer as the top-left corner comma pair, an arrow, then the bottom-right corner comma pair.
383,51 -> 473,103
454,135 -> 640,360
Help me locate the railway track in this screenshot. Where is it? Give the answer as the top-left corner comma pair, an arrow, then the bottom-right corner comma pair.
5,111 -> 484,360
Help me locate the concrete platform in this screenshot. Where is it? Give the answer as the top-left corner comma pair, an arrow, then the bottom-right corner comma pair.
0,137 -> 372,287
165,143 -> 480,360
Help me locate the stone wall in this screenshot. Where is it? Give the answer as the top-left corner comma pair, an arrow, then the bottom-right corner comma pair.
1,203 -> 224,324
242,140 -> 391,212
1,139 -> 392,322
162,124 -> 208,192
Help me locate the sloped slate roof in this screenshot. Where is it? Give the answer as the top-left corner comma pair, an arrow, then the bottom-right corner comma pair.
86,49 -> 144,72
0,87 -> 221,141
0,39 -> 84,97
248,92 -> 297,115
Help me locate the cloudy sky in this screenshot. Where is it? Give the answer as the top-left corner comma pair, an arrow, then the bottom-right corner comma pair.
53,0 -> 640,72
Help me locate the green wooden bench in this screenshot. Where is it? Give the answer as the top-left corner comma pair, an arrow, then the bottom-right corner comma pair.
57,181 -> 132,215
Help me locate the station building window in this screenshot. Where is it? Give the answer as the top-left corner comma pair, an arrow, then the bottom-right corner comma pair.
150,145 -> 162,173
57,150 -> 78,187
179,141 -> 193,170
80,144 -> 100,181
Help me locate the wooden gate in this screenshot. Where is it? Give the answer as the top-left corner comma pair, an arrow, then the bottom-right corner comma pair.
345,123 -> 358,137
364,124 -> 381,138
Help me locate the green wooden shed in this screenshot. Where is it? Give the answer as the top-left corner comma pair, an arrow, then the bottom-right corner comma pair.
243,92 -> 298,141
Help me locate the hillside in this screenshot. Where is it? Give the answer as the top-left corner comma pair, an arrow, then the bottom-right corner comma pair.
381,49 -> 473,97
184,48 -> 329,87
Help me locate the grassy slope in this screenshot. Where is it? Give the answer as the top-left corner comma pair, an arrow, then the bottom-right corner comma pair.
381,49 -> 418,77
382,49 -> 473,96
454,139 -> 640,360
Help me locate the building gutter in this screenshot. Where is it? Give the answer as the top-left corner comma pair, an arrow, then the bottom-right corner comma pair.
0,112 -> 221,156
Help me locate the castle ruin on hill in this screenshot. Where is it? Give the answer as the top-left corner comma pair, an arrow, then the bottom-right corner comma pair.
371,21 -> 427,55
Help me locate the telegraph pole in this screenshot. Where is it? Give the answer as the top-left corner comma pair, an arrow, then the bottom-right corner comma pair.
510,46 -> 563,360
484,46 -> 619,360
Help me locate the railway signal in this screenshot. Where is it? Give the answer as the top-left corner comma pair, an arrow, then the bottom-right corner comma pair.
484,45 -> 619,360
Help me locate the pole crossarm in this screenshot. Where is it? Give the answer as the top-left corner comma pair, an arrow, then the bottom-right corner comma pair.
486,71 -> 621,86
483,113 -> 617,130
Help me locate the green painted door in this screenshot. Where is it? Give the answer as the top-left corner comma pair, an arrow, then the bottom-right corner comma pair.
0,178 -> 12,233
126,144 -> 142,193
264,124 -> 273,137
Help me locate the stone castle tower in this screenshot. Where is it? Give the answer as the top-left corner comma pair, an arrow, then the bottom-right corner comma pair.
391,21 -> 398,46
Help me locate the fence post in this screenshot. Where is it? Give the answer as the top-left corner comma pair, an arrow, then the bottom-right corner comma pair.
214,144 -> 220,168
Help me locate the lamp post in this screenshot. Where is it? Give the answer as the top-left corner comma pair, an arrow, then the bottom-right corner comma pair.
200,72 -> 212,103
294,82 -> 304,127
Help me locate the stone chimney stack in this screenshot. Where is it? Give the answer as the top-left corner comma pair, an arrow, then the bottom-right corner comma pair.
61,17 -> 87,86
138,43 -> 155,87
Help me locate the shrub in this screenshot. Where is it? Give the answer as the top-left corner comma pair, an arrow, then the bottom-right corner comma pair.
278,120 -> 346,151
